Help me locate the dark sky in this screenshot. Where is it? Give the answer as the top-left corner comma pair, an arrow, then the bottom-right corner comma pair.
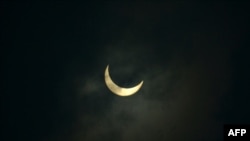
1,1 -> 250,141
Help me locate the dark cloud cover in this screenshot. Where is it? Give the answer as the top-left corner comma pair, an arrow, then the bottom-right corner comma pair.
1,1 -> 250,141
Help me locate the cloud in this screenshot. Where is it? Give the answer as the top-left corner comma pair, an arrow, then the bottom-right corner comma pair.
64,43 -> 232,141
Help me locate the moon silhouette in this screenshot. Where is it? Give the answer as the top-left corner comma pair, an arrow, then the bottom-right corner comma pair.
104,65 -> 143,96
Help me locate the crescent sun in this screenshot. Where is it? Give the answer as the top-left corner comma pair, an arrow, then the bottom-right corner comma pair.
104,65 -> 143,96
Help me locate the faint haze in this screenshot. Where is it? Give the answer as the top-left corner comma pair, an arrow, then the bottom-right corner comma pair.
46,2 -> 242,141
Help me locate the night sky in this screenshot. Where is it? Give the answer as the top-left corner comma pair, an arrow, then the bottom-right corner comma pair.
1,1 -> 250,141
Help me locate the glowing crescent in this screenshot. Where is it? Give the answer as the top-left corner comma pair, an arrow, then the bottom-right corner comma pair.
104,65 -> 143,96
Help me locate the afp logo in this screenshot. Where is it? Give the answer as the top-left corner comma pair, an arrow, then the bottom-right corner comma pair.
224,124 -> 250,141
228,129 -> 246,136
